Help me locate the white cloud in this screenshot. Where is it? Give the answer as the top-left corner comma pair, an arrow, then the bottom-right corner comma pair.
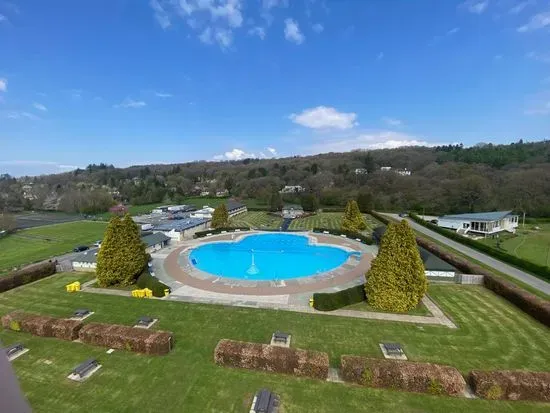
0,13 -> 6,23
382,117 -> 402,127
518,12 -> 550,32
150,0 -> 171,29
114,98 -> 147,109
447,27 -> 460,35
155,91 -> 172,98
376,52 -> 384,61
493,54 -> 503,60
32,102 -> 48,112
248,26 -> 266,39
509,0 -> 535,15
267,147 -> 277,155
460,0 -> 489,14
263,0 -> 288,9
525,101 -> 550,115
4,111 -> 40,120
0,160 -> 80,170
0,78 -> 7,92
213,148 -> 256,161
290,106 -> 358,130
215,28 -> 233,48
312,23 -> 324,33
284,18 -> 304,44
199,27 -> 213,43
526,51 -> 550,64
306,131 -> 448,154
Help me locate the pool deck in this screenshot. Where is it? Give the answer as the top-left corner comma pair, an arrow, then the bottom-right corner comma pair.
162,231 -> 375,296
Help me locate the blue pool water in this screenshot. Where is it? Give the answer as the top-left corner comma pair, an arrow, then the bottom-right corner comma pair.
188,233 -> 356,281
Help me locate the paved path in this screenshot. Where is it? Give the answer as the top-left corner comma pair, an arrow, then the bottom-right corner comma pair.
383,213 -> 550,295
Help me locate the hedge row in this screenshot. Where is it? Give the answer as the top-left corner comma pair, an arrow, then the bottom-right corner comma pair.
409,213 -> 550,282
340,355 -> 466,397
78,322 -> 173,355
312,228 -> 373,244
0,261 -> 57,293
194,227 -> 250,238
214,339 -> 329,380
312,284 -> 366,311
369,210 -> 391,225
136,271 -> 170,297
416,238 -> 550,327
320,207 -> 345,212
483,275 -> 550,327
1,311 -> 82,341
469,370 -> 550,401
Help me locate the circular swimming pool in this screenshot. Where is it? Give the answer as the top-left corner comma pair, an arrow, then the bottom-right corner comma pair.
188,233 -> 357,281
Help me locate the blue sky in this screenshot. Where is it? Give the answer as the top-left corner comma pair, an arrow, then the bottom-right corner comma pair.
1,0 -> 549,176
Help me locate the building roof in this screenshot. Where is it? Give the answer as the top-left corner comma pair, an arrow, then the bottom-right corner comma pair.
439,211 -> 514,222
226,199 -> 246,211
73,248 -> 99,263
418,247 -> 457,272
283,204 -> 303,210
141,232 -> 170,247
154,218 -> 208,232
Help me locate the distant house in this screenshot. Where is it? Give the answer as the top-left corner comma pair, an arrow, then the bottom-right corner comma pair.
141,232 -> 170,253
436,211 -> 519,236
154,218 -> 210,241
396,168 -> 411,176
226,199 -> 247,217
152,205 -> 174,214
380,166 -> 392,172
279,185 -> 305,194
200,191 -> 211,197
109,204 -> 128,215
282,204 -> 304,219
354,168 -> 368,175
190,206 -> 215,219
216,189 -> 229,197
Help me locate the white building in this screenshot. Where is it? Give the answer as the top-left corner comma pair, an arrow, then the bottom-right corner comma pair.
226,199 -> 247,217
354,168 -> 368,175
436,211 -> 519,236
153,218 -> 210,241
380,166 -> 392,172
282,204 -> 304,219
190,206 -> 215,219
279,185 -> 305,194
396,168 -> 411,176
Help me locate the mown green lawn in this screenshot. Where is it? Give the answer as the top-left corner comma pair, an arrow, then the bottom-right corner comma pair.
289,213 -> 380,233
478,223 -> 550,267
0,273 -> 549,412
229,212 -> 283,230
0,221 -> 107,273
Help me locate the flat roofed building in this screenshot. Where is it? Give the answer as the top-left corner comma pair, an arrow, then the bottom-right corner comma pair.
437,211 -> 519,235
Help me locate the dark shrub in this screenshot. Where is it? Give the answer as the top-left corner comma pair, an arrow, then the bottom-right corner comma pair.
136,271 -> 170,297
312,228 -> 373,244
369,211 -> 390,225
409,213 -> 550,282
340,355 -> 466,396
214,339 -> 329,380
483,275 -> 550,327
79,322 -> 173,355
1,311 -> 83,341
0,261 -> 57,293
469,370 -> 550,402
313,285 -> 366,311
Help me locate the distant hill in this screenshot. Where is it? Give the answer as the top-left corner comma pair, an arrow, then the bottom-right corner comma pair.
1,140 -> 549,217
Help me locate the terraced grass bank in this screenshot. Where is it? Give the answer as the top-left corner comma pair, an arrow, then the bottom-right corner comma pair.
0,273 -> 549,412
289,213 -> 380,233
229,212 -> 283,230
0,221 -> 107,273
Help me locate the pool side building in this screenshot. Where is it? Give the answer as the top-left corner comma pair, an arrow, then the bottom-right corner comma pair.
436,211 -> 519,236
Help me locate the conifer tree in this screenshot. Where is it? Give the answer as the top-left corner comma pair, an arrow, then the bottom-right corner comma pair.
341,200 -> 367,232
211,203 -> 229,228
365,220 -> 427,312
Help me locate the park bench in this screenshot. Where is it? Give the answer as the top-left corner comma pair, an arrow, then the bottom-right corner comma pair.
382,343 -> 404,356
73,309 -> 91,318
251,389 -> 279,413
136,316 -> 154,327
272,332 -> 289,345
72,359 -> 99,379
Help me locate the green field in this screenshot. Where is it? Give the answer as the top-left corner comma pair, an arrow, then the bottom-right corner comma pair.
0,273 -> 549,412
479,224 -> 550,267
289,212 -> 380,233
0,221 -> 107,272
229,212 -> 283,229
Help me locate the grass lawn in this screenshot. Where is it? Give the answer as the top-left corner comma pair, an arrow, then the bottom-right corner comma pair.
478,223 -> 550,267
229,212 -> 283,230
289,212 -> 380,233
0,273 -> 549,412
343,300 -> 430,316
0,221 -> 107,273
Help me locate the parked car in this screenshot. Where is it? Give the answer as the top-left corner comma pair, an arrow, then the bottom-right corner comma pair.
398,212 -> 408,218
93,240 -> 102,247
73,246 -> 89,252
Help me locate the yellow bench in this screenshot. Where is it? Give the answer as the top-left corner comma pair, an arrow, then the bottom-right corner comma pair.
132,288 -> 153,298
65,282 -> 81,292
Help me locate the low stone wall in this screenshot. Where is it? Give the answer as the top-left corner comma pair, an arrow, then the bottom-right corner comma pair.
1,311 -> 82,341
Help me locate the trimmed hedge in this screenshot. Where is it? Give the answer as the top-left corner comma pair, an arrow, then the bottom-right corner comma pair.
483,275 -> 550,327
1,311 -> 82,341
312,228 -> 373,244
313,285 -> 366,311
369,210 -> 390,225
469,370 -> 550,402
409,213 -> 550,282
79,322 -> 173,355
340,355 -> 466,396
0,261 -> 57,293
320,207 -> 345,212
136,271 -> 170,298
214,339 -> 329,380
194,227 -> 250,238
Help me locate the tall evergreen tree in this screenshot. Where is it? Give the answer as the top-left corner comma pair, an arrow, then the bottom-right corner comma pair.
365,220 -> 427,312
269,191 -> 283,212
341,200 -> 367,232
301,193 -> 319,212
96,214 -> 147,287
357,192 -> 374,213
211,203 -> 229,228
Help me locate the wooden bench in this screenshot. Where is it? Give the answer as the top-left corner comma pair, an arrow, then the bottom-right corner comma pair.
4,343 -> 24,358
72,359 -> 99,379
272,332 -> 289,344
136,316 -> 154,327
73,309 -> 91,318
251,389 -> 279,413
